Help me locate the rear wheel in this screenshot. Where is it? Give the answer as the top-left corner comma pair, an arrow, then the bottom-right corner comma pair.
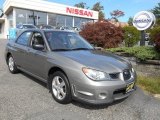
49,71 -> 72,104
7,55 -> 19,74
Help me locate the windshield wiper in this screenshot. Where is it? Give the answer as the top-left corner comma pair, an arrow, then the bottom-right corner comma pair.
71,48 -> 93,50
52,49 -> 72,51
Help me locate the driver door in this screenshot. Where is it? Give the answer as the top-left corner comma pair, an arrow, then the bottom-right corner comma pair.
26,32 -> 48,79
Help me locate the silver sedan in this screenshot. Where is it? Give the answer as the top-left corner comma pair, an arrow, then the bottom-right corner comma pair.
5,29 -> 136,104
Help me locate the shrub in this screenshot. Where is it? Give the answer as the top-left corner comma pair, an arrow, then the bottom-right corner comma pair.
79,21 -> 123,48
122,26 -> 140,47
108,46 -> 160,61
150,26 -> 160,51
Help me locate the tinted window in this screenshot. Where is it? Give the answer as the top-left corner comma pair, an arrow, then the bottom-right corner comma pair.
17,32 -> 32,46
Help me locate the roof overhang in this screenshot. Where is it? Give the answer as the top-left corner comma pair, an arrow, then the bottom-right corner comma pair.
3,0 -> 99,20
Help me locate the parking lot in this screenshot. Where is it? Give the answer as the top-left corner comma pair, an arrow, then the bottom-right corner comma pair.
0,39 -> 160,120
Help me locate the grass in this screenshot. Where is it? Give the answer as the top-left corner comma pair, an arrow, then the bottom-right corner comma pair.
137,75 -> 160,94
107,46 -> 160,61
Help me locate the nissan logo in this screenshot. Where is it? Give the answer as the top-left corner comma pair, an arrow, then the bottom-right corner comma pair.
133,11 -> 156,31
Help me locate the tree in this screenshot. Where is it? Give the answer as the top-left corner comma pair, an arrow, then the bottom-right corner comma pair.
151,3 -> 160,17
123,26 -> 140,47
151,3 -> 160,27
92,2 -> 105,20
74,2 -> 89,9
110,10 -> 125,20
150,26 -> 160,51
149,3 -> 160,51
128,17 -> 133,26
80,21 -> 123,48
92,2 -> 104,11
99,11 -> 105,20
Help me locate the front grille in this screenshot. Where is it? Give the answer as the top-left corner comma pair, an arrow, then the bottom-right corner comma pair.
109,73 -> 119,79
123,69 -> 131,80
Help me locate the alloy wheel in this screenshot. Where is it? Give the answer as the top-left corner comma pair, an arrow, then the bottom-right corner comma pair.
52,76 -> 66,100
8,57 -> 14,71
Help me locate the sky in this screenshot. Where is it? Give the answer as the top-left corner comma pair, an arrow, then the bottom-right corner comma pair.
0,0 -> 159,22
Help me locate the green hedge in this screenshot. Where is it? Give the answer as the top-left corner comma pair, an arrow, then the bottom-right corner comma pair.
107,46 -> 160,61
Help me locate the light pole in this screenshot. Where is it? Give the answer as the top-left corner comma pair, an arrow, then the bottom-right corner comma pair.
140,31 -> 145,46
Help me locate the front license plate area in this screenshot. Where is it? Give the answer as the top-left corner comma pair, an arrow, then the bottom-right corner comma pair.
126,82 -> 135,93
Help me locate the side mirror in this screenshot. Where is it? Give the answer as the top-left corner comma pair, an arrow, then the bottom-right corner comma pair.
33,44 -> 44,51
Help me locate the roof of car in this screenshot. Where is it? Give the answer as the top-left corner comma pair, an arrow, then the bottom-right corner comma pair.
21,29 -> 76,33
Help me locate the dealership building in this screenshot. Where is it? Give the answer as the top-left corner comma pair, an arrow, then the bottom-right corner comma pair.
0,0 -> 98,39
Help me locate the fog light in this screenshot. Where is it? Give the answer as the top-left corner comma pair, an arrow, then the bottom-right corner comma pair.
99,93 -> 107,99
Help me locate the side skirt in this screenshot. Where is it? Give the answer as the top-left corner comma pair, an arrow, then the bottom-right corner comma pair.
17,66 -> 48,84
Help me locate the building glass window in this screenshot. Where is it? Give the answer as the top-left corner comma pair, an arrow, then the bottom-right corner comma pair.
16,8 -> 47,26
16,8 -> 29,25
74,17 -> 93,28
48,13 -> 57,27
48,14 -> 73,28
65,16 -> 73,27
34,11 -> 47,25
27,10 -> 36,25
15,8 -> 93,29
7,11 -> 13,29
56,15 -> 72,27
56,15 -> 65,27
7,11 -> 13,20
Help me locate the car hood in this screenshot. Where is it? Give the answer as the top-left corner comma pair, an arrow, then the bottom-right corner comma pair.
58,50 -> 131,73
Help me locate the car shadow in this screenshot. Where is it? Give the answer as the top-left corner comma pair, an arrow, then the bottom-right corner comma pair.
71,98 -> 127,110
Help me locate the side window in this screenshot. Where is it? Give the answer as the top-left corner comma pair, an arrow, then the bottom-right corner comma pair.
17,32 -> 32,46
31,32 -> 45,47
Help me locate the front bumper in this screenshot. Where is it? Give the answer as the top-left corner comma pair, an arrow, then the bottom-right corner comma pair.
71,76 -> 136,105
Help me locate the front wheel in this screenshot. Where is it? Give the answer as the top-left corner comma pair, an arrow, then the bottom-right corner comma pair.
49,71 -> 72,104
7,55 -> 19,74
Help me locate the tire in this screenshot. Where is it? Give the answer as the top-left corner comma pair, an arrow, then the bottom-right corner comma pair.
49,71 -> 72,104
7,55 -> 19,74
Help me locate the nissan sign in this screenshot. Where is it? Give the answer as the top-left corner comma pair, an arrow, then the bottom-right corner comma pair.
133,11 -> 156,31
66,7 -> 93,17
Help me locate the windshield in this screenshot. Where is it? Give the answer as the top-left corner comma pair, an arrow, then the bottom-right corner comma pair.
45,31 -> 94,51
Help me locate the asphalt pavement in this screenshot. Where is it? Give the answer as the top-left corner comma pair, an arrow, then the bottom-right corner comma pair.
0,39 -> 160,120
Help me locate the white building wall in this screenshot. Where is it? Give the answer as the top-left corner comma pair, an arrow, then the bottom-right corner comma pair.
3,0 -> 98,20
0,16 -> 8,39
0,22 -> 5,39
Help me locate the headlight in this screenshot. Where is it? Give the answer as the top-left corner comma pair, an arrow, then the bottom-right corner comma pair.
82,68 -> 110,81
